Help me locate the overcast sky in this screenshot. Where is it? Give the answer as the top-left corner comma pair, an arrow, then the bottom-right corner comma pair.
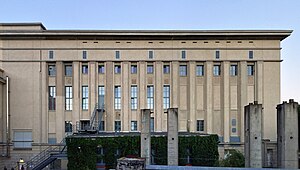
1,0 -> 299,102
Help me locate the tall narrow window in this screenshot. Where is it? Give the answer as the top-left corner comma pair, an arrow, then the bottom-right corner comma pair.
82,86 -> 88,110
115,65 -> 121,74
48,65 -> 56,76
98,64 -> 105,74
65,86 -> 72,110
49,51 -> 54,59
82,64 -> 88,74
148,50 -> 154,59
147,85 -> 154,109
131,65 -> 137,74
65,121 -> 73,133
150,117 -> 154,132
216,50 -> 220,59
249,51 -> 254,59
230,65 -> 238,76
197,120 -> 204,131
114,86 -> 121,110
147,65 -> 154,74
98,86 -> 105,109
99,121 -> 105,131
131,121 -> 137,131
179,65 -> 187,76
213,65 -> 221,76
83,51 -> 87,59
115,51 -> 120,59
131,85 -> 138,110
247,65 -> 255,76
163,65 -> 170,74
49,86 -> 56,110
115,121 -> 121,131
163,85 -> 170,109
65,64 -> 73,76
196,65 -> 204,76
181,50 -> 186,59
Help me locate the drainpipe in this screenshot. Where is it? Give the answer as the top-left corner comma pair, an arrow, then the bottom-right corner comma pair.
6,76 -> 10,157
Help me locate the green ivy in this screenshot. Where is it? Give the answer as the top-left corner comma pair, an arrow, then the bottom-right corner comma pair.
66,135 -> 219,169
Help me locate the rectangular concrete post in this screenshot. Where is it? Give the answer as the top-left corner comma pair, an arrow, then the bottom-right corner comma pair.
141,109 -> 151,165
168,108 -> 178,166
277,99 -> 299,169
244,101 -> 262,168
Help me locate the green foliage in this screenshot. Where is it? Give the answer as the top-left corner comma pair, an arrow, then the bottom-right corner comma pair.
67,135 -> 219,169
219,150 -> 245,167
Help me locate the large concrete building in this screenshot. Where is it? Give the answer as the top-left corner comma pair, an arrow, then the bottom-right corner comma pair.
0,23 -> 291,167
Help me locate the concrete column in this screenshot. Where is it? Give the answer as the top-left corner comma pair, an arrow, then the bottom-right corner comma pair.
222,61 -> 230,143
122,62 -> 129,131
72,62 -> 80,126
89,62 -> 97,115
41,62 -> 48,143
244,101 -> 262,168
205,62 -> 213,133
139,62 -> 146,109
277,99 -> 299,169
55,61 -> 64,142
255,61 -> 263,103
155,61 -> 163,132
141,109 -> 151,165
171,62 -> 179,108
105,62 -> 114,131
168,108 -> 178,166
238,61 -> 247,143
188,62 -> 196,132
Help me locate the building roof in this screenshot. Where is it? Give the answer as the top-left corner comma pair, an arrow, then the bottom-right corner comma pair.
0,22 -> 292,41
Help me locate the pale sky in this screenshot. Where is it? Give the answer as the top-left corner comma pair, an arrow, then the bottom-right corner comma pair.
0,0 -> 299,102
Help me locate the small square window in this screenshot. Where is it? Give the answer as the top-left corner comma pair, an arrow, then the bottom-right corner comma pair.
213,65 -> 221,76
147,65 -> 154,74
247,65 -> 255,76
115,65 -> 121,74
115,51 -> 120,59
98,65 -> 105,74
65,65 -> 73,76
131,65 -> 137,74
163,65 -> 170,74
179,65 -> 187,76
181,50 -> 186,59
131,121 -> 137,131
83,51 -> 87,59
232,128 -> 237,133
82,65 -> 88,74
216,50 -> 220,59
48,65 -> 56,76
148,51 -> 154,59
249,51 -> 253,59
196,65 -> 204,76
231,119 -> 236,126
230,65 -> 238,76
49,51 -> 54,59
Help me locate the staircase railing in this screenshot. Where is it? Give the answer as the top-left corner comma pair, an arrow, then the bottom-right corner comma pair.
89,103 -> 98,130
25,139 -> 67,170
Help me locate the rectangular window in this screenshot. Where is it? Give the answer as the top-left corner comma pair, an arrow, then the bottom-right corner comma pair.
48,65 -> 56,76
49,86 -> 56,110
147,65 -> 154,74
98,86 -> 105,109
65,121 -> 72,133
80,120 -> 90,130
49,50 -> 54,59
131,65 -> 137,74
99,121 -> 105,131
163,65 -> 170,74
115,51 -> 120,59
82,86 -> 88,110
179,65 -> 187,76
230,65 -> 238,76
131,85 -> 138,110
196,65 -> 204,76
147,85 -> 154,109
249,51 -> 254,59
83,51 -> 87,59
213,65 -> 221,76
65,86 -> 73,110
197,120 -> 204,131
13,131 -> 32,149
114,86 -> 121,110
115,65 -> 121,74
163,85 -> 170,109
98,65 -> 105,74
148,50 -> 154,59
65,64 -> 73,76
150,117 -> 154,132
131,121 -> 137,131
115,121 -> 121,132
216,50 -> 220,59
82,65 -> 88,74
181,50 -> 186,59
247,65 -> 255,76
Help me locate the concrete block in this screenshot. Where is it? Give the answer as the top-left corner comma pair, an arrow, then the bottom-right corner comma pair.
140,109 -> 151,165
167,108 -> 178,166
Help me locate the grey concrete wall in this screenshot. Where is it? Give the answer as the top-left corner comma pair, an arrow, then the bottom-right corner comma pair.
167,108 -> 178,166
244,102 -> 262,168
141,109 -> 151,165
277,99 -> 299,169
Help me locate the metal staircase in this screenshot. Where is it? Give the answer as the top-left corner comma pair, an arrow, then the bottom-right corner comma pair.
25,139 -> 67,170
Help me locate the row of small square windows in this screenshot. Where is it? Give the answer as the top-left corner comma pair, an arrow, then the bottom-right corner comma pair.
48,64 -> 255,77
80,41 -> 254,44
48,50 -> 254,60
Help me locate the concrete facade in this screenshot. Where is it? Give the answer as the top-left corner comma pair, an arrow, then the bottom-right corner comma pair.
244,102 -> 263,168
0,23 -> 292,167
140,109 -> 151,165
167,108 -> 178,166
277,99 -> 299,169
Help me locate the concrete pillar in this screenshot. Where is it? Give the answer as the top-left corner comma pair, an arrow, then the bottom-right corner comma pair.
223,61 -> 230,143
277,99 -> 299,169
105,62 -> 114,131
141,109 -> 151,165
55,61 -> 64,142
167,108 -> 178,166
205,62 -> 213,134
244,101 -> 262,168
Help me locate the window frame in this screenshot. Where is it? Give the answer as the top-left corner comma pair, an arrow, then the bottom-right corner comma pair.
65,86 -> 73,111
213,65 -> 221,76
230,64 -> 238,76
131,121 -> 138,131
49,86 -> 56,110
196,120 -> 204,132
196,65 -> 204,76
48,64 -> 56,76
163,85 -> 170,109
82,64 -> 88,74
82,86 -> 89,110
98,65 -> 105,74
114,86 -> 121,110
115,121 -> 121,132
163,64 -> 170,74
147,65 -> 154,74
147,85 -> 154,109
115,51 -> 120,59
114,65 -> 121,74
247,65 -> 255,76
181,50 -> 186,59
179,65 -> 187,76
148,50 -> 154,59
131,85 -> 138,110
131,65 -> 138,74
65,64 -> 73,76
